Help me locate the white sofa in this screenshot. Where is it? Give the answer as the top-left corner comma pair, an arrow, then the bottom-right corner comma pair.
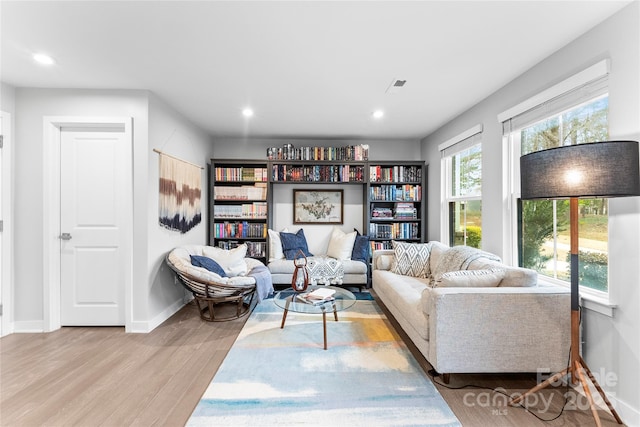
372,241 -> 571,379
267,227 -> 368,289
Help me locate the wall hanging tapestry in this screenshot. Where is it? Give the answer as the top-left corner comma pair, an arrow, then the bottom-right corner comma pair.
158,151 -> 202,233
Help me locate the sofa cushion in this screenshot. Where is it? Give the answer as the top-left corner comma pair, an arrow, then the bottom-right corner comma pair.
390,241 -> 432,278
268,227 -> 288,262
433,268 -> 505,288
280,229 -> 313,260
326,227 -> 357,260
190,255 -> 227,277
202,244 -> 248,276
374,270 -> 431,340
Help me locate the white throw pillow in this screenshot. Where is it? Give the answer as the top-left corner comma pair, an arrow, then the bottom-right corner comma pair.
203,244 -> 248,277
268,228 -> 288,262
326,227 -> 357,260
433,268 -> 505,288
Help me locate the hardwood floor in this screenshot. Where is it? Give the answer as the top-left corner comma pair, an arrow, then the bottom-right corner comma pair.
1,299 -> 624,426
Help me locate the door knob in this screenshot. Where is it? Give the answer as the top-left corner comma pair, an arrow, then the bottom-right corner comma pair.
60,233 -> 72,240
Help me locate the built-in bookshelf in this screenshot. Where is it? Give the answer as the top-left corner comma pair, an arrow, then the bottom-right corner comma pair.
209,160 -> 269,261
210,155 -> 427,264
367,161 -> 426,254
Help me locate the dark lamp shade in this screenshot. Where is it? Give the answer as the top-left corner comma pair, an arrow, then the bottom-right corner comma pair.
520,140 -> 640,200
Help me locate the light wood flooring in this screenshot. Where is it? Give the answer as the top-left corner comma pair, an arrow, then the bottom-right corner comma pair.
0,297 -> 624,426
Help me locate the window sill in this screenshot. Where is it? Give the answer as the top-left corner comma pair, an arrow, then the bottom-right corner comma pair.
537,277 -> 615,318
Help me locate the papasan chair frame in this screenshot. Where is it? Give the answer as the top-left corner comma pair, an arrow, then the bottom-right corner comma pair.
165,250 -> 256,322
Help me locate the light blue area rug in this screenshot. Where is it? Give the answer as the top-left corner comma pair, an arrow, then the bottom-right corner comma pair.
187,296 -> 460,426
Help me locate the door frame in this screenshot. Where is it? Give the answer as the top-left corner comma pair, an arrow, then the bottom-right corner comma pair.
43,116 -> 133,332
1,111 -> 13,337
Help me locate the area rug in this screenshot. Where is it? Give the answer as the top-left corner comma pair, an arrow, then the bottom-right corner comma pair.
187,296 -> 461,426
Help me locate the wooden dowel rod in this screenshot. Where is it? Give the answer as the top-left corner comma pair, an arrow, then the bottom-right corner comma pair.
153,149 -> 204,169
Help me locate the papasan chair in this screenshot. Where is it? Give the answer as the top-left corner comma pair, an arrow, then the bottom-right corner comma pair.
166,244 -> 272,322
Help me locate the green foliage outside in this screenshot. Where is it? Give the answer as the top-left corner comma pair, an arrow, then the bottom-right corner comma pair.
520,95 -> 609,291
465,226 -> 482,249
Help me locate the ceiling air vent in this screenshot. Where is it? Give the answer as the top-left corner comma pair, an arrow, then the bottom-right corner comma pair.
386,79 -> 407,94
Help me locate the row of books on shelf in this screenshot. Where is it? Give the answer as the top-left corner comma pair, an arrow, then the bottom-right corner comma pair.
267,144 -> 369,161
369,222 -> 420,239
217,240 -> 266,258
369,165 -> 422,183
214,167 -> 268,182
271,164 -> 365,182
370,241 -> 393,252
214,202 -> 267,219
370,185 -> 422,201
371,203 -> 417,220
214,183 -> 267,200
213,222 -> 267,239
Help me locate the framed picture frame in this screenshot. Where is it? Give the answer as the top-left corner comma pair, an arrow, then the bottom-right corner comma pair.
293,189 -> 344,224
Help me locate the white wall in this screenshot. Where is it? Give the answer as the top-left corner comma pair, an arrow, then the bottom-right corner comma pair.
420,3 -> 640,424
10,88 -> 212,333
146,93 -> 214,329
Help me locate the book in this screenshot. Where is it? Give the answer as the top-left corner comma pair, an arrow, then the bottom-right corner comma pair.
296,292 -> 335,306
307,288 -> 336,300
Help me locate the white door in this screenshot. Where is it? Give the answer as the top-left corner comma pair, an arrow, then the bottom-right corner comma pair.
0,115 -> 4,336
60,128 -> 126,325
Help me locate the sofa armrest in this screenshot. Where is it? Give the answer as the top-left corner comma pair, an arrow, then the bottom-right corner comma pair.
372,249 -> 395,271
423,285 -> 571,373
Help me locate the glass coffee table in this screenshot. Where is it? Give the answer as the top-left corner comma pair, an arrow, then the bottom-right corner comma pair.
273,285 -> 356,350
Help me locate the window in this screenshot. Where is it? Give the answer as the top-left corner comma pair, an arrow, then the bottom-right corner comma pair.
503,70 -> 610,294
440,127 -> 482,248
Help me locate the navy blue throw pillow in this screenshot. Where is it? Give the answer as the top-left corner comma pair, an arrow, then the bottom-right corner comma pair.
280,229 -> 313,260
190,255 -> 227,277
351,228 -> 370,261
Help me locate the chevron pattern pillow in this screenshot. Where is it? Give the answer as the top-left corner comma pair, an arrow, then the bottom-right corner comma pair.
390,241 -> 432,278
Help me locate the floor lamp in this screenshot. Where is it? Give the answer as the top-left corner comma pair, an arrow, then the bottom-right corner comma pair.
511,140 -> 640,426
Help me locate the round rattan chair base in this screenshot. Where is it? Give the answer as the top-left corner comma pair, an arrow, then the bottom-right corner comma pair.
194,292 -> 255,322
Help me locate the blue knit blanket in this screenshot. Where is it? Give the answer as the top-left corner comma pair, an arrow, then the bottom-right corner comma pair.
248,265 -> 274,302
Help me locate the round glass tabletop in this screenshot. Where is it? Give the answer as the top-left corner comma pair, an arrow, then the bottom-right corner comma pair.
273,285 -> 356,314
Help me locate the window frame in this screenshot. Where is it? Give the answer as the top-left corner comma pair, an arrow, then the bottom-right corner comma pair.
439,125 -> 483,247
499,60 -> 612,303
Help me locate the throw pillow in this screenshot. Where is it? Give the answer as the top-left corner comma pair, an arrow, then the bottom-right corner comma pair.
190,255 -> 227,278
202,244 -> 248,277
326,227 -> 357,260
390,241 -> 432,278
268,227 -> 288,262
433,268 -> 505,288
280,229 -> 313,260
351,228 -> 370,262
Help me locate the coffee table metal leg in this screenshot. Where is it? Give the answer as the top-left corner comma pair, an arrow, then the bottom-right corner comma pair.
322,311 -> 327,350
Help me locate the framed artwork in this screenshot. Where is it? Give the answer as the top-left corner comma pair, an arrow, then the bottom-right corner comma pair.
293,189 -> 343,224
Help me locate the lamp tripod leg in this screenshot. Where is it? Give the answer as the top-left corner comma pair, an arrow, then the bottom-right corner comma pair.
579,356 -> 624,424
574,359 -> 603,427
509,368 -> 569,406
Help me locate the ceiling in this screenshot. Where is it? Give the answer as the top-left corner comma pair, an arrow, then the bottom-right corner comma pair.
1,1 -> 632,140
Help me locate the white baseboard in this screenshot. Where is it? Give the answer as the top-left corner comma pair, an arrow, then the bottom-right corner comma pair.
126,298 -> 187,333
13,320 -> 44,333
614,395 -> 640,427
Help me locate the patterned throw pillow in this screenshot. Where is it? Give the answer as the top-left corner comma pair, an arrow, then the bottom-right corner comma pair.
390,241 -> 432,278
433,268 -> 506,288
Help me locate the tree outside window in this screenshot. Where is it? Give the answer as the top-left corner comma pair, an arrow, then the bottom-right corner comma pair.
519,95 -> 609,291
448,144 -> 482,248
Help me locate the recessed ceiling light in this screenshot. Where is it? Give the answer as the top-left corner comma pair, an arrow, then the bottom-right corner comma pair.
33,53 -> 55,66
372,110 -> 384,119
242,108 -> 254,118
